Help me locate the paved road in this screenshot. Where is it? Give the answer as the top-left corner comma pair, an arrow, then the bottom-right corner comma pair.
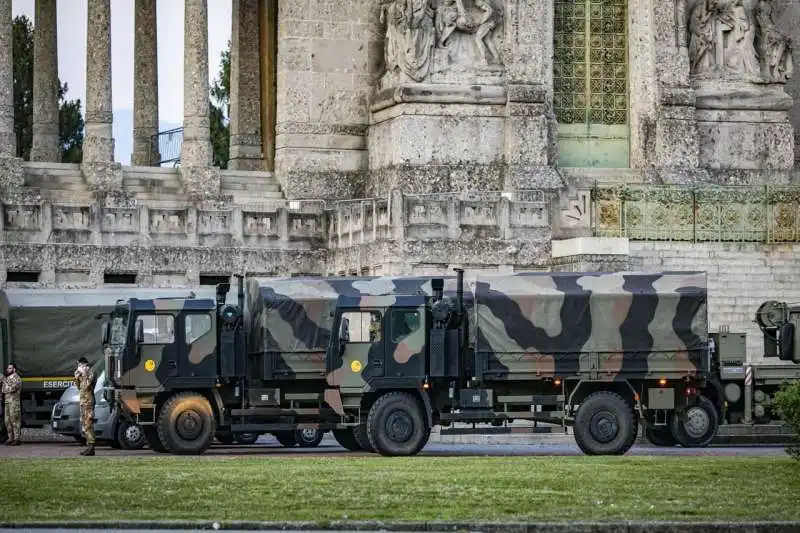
0,434 -> 788,458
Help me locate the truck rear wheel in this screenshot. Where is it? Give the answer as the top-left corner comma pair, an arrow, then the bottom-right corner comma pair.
669,395 -> 718,448
573,391 -> 637,455
234,433 -> 259,445
332,428 -> 362,451
144,426 -> 168,453
118,420 -> 146,450
353,424 -> 373,452
274,431 -> 297,447
644,423 -> 677,447
294,428 -> 324,448
366,391 -> 428,457
156,392 -> 215,455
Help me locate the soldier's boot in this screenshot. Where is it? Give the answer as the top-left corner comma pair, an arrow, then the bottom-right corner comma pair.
80,444 -> 95,456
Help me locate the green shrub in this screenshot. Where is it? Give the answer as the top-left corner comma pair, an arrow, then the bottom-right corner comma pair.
773,381 -> 800,460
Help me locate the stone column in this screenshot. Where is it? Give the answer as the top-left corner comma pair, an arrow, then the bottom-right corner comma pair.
131,0 -> 160,166
180,0 -> 218,201
180,0 -> 212,168
83,0 -> 114,164
0,0 -> 15,158
502,0 -> 562,190
0,0 -> 22,195
228,0 -> 262,171
30,0 -> 60,162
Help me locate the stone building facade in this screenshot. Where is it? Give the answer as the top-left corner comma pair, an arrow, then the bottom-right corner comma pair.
1,0 -> 800,359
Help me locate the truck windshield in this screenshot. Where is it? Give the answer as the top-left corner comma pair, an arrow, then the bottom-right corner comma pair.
108,311 -> 128,346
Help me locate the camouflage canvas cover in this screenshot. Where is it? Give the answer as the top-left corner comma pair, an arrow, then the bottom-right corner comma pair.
0,287 -> 221,377
470,271 -> 708,356
245,271 -> 708,364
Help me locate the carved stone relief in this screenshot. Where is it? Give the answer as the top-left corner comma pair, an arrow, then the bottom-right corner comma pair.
378,0 -> 504,86
687,0 -> 793,83
101,208 -> 138,233
52,206 -> 91,231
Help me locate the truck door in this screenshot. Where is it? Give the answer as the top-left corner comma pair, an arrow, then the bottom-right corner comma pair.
128,312 -> 178,389
181,311 -> 217,380
335,309 -> 385,392
385,305 -> 426,379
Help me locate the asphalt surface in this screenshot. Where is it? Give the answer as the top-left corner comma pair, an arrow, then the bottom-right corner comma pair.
0,433 -> 788,458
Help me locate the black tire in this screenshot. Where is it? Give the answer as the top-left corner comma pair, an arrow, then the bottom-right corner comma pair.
0,426 -> 7,444
156,392 -> 215,455
234,432 -> 260,445
108,435 -> 123,449
332,428 -> 362,451
143,425 -> 168,453
352,424 -> 373,452
573,391 -> 638,455
274,431 -> 297,447
118,421 -> 146,450
294,427 -> 324,448
669,395 -> 719,448
215,432 -> 235,445
644,423 -> 677,447
366,391 -> 429,457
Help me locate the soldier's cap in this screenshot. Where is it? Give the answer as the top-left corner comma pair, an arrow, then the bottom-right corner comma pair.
78,357 -> 89,364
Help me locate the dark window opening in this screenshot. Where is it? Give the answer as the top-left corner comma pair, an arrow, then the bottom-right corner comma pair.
6,271 -> 39,283
104,273 -> 136,284
200,275 -> 230,286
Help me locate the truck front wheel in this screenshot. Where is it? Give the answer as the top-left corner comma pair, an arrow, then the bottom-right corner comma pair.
332,428 -> 362,451
366,391 -> 428,457
669,395 -> 718,448
156,392 -> 215,455
573,391 -> 638,455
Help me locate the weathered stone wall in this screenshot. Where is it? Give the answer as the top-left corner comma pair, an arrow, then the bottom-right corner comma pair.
630,241 -> 800,362
274,0 -> 379,199
774,0 -> 800,168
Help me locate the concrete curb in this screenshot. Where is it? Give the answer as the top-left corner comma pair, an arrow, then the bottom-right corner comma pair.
0,521 -> 799,532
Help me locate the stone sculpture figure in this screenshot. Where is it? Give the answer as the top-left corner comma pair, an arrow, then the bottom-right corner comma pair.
436,0 -> 502,65
688,0 -> 792,83
755,0 -> 793,82
379,0 -> 436,83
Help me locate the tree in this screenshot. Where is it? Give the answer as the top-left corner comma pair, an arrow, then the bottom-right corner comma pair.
209,40 -> 230,169
12,15 -> 84,163
774,381 -> 800,460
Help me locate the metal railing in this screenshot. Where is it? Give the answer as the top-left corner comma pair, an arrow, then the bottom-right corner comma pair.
148,127 -> 184,167
591,183 -> 800,243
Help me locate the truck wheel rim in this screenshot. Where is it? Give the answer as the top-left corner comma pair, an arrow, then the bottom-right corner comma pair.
176,411 -> 202,440
125,425 -> 143,444
589,411 -> 618,443
386,411 -> 413,443
683,406 -> 710,439
300,428 -> 317,441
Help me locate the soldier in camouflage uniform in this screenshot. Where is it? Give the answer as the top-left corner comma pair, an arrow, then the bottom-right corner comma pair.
1,363 -> 22,445
74,357 -> 96,456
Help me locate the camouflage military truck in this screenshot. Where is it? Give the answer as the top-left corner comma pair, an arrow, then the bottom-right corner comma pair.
0,286 -> 326,447
713,302 -> 800,428
104,269 -> 751,456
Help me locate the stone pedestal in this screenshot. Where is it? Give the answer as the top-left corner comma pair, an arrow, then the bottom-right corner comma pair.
273,1 -> 379,200
368,84 -> 507,195
694,81 -> 794,176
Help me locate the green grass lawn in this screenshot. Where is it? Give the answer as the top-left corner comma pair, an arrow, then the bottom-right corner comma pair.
0,456 -> 798,523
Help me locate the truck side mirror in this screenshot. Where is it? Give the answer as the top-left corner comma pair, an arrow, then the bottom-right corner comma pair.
101,323 -> 109,344
135,320 -> 144,344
